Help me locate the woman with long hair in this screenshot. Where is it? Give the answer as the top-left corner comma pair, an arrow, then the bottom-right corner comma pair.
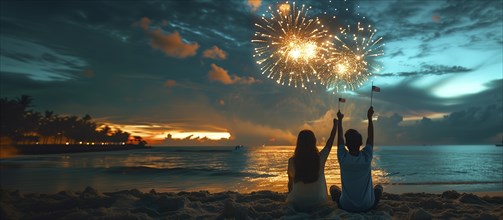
286,118 -> 337,211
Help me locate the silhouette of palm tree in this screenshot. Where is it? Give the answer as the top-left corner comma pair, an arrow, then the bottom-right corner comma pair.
38,111 -> 54,144
1,95 -> 36,143
111,129 -> 130,144
16,95 -> 33,110
1,95 -> 144,147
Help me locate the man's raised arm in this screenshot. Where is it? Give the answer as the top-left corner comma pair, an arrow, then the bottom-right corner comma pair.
366,107 -> 374,146
337,110 -> 345,147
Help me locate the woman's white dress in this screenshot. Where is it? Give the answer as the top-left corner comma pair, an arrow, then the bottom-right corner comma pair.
286,148 -> 330,210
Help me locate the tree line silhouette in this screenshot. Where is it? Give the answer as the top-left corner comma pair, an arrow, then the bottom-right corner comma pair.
0,95 -> 146,146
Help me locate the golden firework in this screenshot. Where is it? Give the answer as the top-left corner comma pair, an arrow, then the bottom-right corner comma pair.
251,1 -> 330,90
322,22 -> 384,92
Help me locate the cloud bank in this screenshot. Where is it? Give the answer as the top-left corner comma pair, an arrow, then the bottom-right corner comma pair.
136,17 -> 199,58
208,64 -> 257,85
203,46 -> 227,60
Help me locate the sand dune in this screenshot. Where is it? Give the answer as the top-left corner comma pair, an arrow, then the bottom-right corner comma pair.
1,187 -> 502,219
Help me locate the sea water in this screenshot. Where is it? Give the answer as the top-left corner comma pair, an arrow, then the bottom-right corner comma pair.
1,145 -> 502,194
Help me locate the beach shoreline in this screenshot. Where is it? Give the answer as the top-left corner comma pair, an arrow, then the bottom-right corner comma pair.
5,144 -> 152,155
1,187 -> 502,220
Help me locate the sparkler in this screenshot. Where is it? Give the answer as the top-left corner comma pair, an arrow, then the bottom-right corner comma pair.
251,1 -> 330,90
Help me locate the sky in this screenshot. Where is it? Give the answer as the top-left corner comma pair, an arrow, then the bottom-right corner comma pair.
0,0 -> 502,146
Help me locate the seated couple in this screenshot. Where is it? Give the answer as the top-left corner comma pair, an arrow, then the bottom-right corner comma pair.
286,107 -> 383,212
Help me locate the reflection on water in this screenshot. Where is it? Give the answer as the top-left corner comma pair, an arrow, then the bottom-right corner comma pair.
244,146 -> 391,192
0,145 -> 502,193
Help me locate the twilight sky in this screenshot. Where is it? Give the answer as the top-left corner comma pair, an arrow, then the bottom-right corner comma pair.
1,0 -> 502,146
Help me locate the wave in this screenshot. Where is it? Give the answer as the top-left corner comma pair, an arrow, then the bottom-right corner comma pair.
380,172 -> 420,177
103,166 -> 275,178
381,181 -> 502,185
104,166 -> 217,174
174,149 -> 234,153
383,172 -> 400,177
0,163 -> 25,169
210,170 -> 275,178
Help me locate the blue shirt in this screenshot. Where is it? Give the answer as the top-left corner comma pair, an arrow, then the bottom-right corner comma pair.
337,144 -> 375,212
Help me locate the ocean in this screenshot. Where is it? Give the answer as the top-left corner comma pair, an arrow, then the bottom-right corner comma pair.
1,145 -> 502,194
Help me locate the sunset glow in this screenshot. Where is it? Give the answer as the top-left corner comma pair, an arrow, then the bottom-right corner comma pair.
0,1 -> 502,218
0,0 -> 501,146
166,131 -> 231,140
101,122 -> 231,144
1,2 -> 502,220
402,113 -> 448,122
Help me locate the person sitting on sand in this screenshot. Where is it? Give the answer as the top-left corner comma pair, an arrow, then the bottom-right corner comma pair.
330,107 -> 383,212
286,118 -> 337,211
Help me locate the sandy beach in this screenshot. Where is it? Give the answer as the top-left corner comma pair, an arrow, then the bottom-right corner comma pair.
1,187 -> 502,220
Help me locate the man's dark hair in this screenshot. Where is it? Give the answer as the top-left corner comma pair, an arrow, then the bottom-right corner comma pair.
345,129 -> 362,151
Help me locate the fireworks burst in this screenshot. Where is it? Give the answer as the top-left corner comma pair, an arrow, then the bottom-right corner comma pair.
252,2 -> 330,90
251,1 -> 385,93
322,22 -> 384,92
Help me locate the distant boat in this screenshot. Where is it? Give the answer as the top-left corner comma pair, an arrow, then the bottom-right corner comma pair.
496,139 -> 503,147
234,145 -> 245,151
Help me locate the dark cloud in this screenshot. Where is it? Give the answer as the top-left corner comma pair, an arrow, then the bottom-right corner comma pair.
0,72 -> 55,92
449,79 -> 503,110
374,78 -> 502,120
358,0 -> 503,66
313,79 -> 503,145
375,103 -> 503,145
148,0 -> 255,48
387,49 -> 405,58
0,37 -> 88,81
376,64 -> 473,77
411,43 -> 433,58
1,0 -> 501,145
435,0 -> 502,36
359,1 -> 427,40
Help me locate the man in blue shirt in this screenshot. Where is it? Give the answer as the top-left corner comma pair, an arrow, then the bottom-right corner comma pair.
330,107 -> 383,212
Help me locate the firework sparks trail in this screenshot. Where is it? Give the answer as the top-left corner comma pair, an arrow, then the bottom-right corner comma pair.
251,1 -> 331,90
251,0 -> 385,93
321,22 -> 384,92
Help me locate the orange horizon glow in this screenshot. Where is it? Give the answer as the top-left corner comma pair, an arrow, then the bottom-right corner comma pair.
100,122 -> 232,144
159,131 -> 231,140
402,112 -> 447,121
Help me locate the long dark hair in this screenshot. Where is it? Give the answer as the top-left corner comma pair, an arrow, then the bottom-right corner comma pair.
293,130 -> 320,183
